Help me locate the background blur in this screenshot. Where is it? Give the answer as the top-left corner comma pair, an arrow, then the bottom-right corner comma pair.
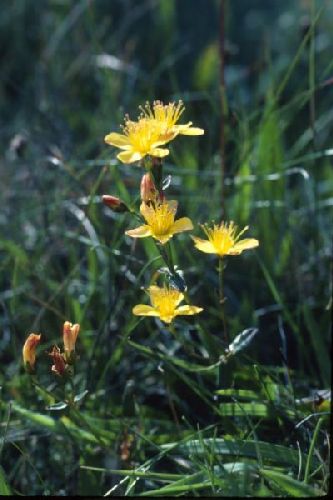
0,0 -> 332,496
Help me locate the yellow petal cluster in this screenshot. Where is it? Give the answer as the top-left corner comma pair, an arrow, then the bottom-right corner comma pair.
125,200 -> 193,244
133,285 -> 203,324
140,100 -> 204,143
105,118 -> 169,164
22,333 -> 41,370
104,101 -> 204,164
192,221 -> 259,257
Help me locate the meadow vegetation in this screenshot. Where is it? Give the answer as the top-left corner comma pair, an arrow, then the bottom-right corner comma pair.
0,0 -> 332,496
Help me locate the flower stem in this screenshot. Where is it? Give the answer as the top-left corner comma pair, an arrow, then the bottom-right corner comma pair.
149,158 -> 163,197
218,257 -> 228,344
155,241 -> 175,277
165,242 -> 175,274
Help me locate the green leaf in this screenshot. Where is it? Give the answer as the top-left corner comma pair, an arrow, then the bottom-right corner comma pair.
0,466 -> 11,495
260,469 -> 325,497
139,471 -> 223,497
46,401 -> 68,411
127,339 -> 221,374
215,389 -> 261,399
74,390 -> 89,403
219,402 -> 271,417
161,438 -> 319,469
80,465 -> 181,482
0,240 -> 28,264
2,401 -> 106,445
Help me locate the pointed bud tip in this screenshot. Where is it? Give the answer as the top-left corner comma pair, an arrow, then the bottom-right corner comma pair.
102,195 -> 129,213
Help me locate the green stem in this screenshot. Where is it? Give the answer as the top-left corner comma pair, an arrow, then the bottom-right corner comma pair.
147,157 -> 163,197
218,257 -> 228,343
165,242 -> 175,274
154,241 -> 175,277
304,416 -> 324,483
142,157 -> 177,276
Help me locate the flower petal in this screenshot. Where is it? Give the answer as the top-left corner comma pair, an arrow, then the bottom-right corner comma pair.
151,138 -> 170,147
174,292 -> 185,306
175,124 -> 205,136
159,313 -> 176,324
181,127 -> 205,135
166,200 -> 178,214
147,285 -> 161,296
159,131 -> 178,143
191,236 -> 217,254
175,305 -> 203,316
153,233 -> 173,245
148,147 -> 169,158
228,238 -> 259,255
117,150 -> 143,163
125,225 -> 152,238
171,217 -> 193,235
104,132 -> 131,149
132,305 -> 159,317
140,202 -> 154,220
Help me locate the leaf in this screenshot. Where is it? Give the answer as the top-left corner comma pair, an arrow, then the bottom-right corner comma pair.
218,401 -> 296,419
0,240 -> 28,264
162,175 -> 172,190
219,402 -> 271,417
0,466 -> 11,495
80,465 -> 181,482
46,401 -> 68,411
2,401 -> 105,445
227,328 -> 258,355
74,390 -> 89,403
127,339 -> 221,374
139,471 -> 223,497
260,469 -> 325,497
161,438 -> 320,469
215,389 -> 261,399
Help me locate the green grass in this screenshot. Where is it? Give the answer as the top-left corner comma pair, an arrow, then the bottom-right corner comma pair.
0,0 -> 331,496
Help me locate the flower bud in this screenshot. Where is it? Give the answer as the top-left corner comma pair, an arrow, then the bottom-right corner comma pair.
140,173 -> 159,203
49,346 -> 66,376
102,195 -> 129,213
22,333 -> 41,372
63,321 -> 80,360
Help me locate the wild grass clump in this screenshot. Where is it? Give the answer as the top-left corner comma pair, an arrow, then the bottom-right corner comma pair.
0,1 -> 331,496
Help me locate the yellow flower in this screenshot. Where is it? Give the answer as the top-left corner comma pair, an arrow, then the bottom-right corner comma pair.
133,285 -> 203,324
192,221 -> 259,257
125,200 -> 193,244
141,100 -> 204,143
105,117 -> 169,164
22,333 -> 41,371
63,321 -> 80,356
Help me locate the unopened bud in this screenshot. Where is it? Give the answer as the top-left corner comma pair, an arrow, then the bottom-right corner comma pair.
140,173 -> 159,203
22,333 -> 41,372
102,195 -> 129,213
63,321 -> 80,363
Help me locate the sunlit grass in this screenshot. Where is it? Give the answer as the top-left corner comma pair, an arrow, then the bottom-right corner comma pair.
0,0 -> 331,496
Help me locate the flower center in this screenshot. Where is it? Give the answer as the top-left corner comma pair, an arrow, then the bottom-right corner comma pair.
204,222 -> 237,254
140,101 -> 185,138
151,288 -> 180,318
123,119 -> 161,153
145,203 -> 175,236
